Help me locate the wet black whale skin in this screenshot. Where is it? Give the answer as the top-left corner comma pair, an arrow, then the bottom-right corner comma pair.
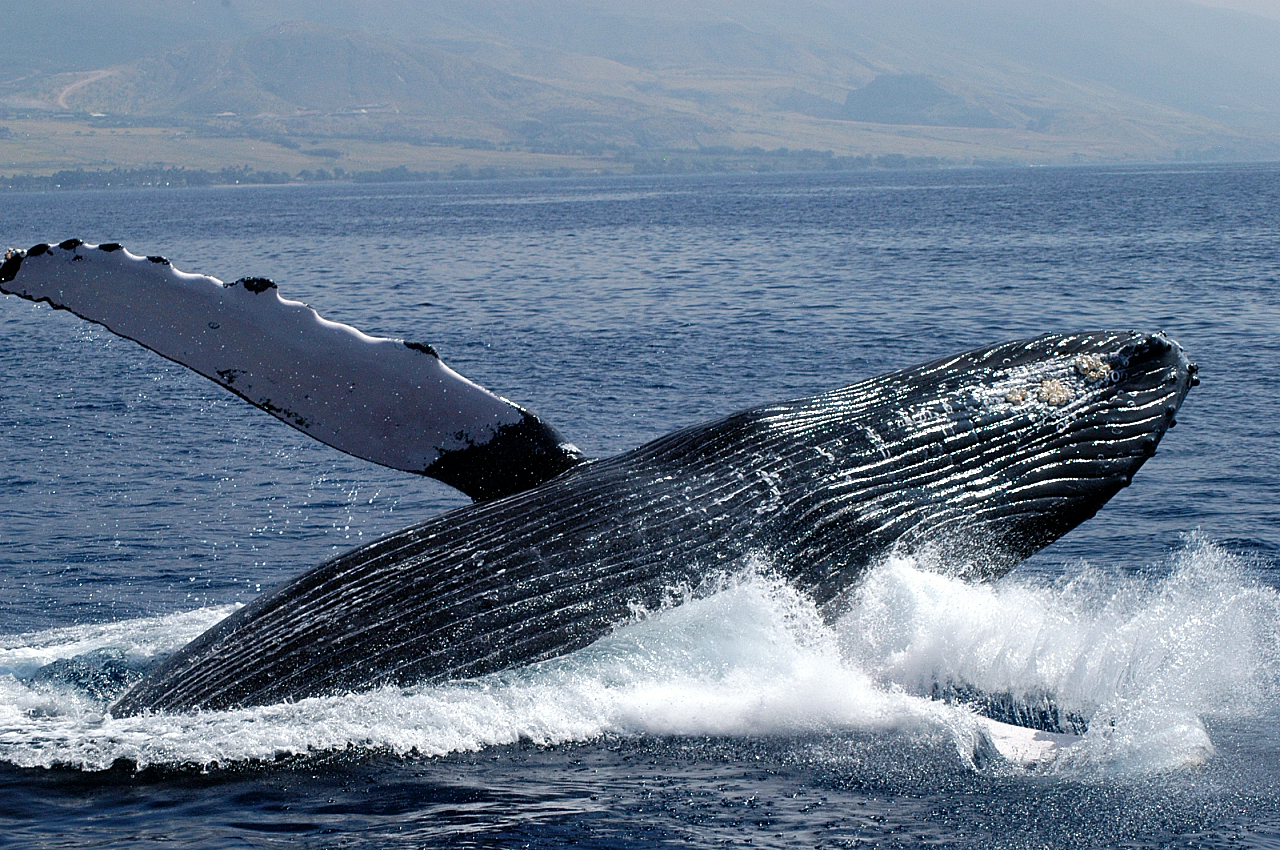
112,331 -> 1194,715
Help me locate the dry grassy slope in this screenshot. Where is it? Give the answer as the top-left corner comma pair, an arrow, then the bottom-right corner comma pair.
1,0 -> 1277,172
6,21 -> 722,151
54,24 -> 567,120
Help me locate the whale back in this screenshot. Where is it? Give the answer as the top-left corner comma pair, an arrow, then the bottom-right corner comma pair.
111,330 -> 1193,715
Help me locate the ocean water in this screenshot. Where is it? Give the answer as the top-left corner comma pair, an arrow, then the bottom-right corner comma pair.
1,165 -> 1278,847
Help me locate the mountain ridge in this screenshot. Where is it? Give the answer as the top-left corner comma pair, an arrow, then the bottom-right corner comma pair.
1,0 -> 1276,176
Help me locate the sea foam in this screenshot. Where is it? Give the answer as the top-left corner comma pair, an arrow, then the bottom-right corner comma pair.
1,538 -> 1274,776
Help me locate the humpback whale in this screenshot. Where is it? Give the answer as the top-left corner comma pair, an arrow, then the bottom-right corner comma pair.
1,241 -> 1196,716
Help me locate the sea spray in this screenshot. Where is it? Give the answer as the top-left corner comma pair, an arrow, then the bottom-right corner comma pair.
840,536 -> 1280,774
1,539 -> 1275,776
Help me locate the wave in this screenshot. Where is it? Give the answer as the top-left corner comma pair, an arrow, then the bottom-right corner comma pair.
1,537 -> 1275,776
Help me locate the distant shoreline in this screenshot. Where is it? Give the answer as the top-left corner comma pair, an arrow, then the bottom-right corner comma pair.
3,155 -> 1272,194
0,152 -> 958,192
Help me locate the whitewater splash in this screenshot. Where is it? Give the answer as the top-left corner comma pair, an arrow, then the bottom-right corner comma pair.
1,538 -> 1275,775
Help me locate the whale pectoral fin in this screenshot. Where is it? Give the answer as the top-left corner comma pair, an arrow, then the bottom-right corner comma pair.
1,241 -> 583,501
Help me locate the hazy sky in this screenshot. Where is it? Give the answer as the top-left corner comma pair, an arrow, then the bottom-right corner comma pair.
1190,0 -> 1280,20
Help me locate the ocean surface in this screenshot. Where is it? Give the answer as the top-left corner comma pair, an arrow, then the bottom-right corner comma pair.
1,165 -> 1278,848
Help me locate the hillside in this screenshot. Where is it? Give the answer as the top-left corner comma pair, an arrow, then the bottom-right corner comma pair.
1,0 -> 1277,179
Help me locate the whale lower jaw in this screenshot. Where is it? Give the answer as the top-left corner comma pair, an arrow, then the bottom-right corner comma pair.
110,331 -> 1194,716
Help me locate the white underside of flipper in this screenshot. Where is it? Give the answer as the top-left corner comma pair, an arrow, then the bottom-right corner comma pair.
1,241 -> 580,499
974,715 -> 1082,767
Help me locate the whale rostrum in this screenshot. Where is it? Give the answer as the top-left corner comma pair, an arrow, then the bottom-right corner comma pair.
1,242 -> 1195,715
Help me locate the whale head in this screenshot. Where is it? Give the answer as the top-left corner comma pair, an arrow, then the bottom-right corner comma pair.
761,331 -> 1196,597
